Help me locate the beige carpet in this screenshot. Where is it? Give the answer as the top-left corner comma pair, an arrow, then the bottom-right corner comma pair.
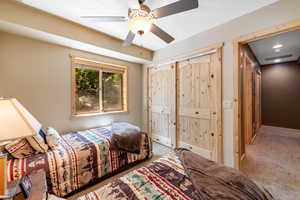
67,142 -> 172,199
241,126 -> 300,200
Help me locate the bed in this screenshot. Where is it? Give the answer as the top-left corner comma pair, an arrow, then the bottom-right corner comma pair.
76,149 -> 273,200
6,127 -> 152,197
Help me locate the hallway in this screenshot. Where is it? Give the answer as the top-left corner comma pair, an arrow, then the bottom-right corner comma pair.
241,126 -> 300,200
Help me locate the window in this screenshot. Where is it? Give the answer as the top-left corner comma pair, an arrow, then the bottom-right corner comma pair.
102,71 -> 123,112
71,56 -> 128,117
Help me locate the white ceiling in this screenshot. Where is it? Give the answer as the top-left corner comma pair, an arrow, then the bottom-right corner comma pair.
249,30 -> 300,65
19,0 -> 279,51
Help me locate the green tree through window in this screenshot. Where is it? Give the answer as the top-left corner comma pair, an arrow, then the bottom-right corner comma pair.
73,62 -> 126,116
75,68 -> 100,113
102,72 -> 123,111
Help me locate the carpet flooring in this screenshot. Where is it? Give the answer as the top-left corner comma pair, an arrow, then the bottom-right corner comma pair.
241,126 -> 300,200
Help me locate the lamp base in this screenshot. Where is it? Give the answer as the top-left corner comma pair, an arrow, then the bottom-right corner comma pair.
0,153 -> 7,197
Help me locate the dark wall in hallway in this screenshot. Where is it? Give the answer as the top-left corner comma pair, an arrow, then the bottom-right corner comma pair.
262,61 -> 300,130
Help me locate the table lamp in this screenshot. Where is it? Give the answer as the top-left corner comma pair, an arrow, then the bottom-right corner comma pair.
0,98 -> 41,198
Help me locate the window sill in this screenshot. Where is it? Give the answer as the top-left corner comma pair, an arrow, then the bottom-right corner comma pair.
71,110 -> 128,120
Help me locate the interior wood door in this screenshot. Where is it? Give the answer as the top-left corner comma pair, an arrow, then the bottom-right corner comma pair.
243,57 -> 254,145
177,50 -> 222,162
253,70 -> 262,132
149,64 -> 176,148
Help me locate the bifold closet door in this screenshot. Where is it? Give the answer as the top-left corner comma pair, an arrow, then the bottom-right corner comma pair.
149,64 -> 176,148
177,50 -> 222,162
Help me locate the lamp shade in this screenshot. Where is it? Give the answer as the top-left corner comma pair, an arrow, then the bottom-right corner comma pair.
0,98 -> 41,142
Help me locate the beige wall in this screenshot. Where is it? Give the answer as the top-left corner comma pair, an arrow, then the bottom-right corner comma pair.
150,0 -> 300,167
0,31 -> 143,134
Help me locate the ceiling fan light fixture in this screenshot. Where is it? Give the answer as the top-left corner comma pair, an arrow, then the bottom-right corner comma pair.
81,0 -> 199,46
128,9 -> 154,35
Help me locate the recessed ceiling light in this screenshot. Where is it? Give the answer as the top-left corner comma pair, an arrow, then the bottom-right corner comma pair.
273,44 -> 283,49
275,48 -> 281,53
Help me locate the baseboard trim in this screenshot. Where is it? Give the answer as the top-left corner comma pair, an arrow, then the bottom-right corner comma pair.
241,153 -> 246,162
261,125 -> 300,134
250,133 -> 257,144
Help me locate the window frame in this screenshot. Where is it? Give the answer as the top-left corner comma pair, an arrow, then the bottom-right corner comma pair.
71,56 -> 128,118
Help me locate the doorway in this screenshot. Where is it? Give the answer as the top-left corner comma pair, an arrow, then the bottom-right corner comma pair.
233,18 -> 300,169
234,20 -> 300,200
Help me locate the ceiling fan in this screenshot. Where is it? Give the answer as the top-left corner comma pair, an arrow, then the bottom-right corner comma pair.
80,0 -> 199,46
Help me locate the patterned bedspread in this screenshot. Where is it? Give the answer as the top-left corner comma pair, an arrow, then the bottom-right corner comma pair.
77,150 -> 273,200
7,127 -> 151,197
76,151 -> 199,200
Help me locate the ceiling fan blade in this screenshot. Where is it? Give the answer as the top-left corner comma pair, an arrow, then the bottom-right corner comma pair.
153,0 -> 198,19
150,24 -> 175,44
123,31 -> 136,46
80,16 -> 127,22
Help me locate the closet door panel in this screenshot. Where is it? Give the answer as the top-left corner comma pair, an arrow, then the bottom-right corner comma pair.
209,49 -> 223,162
149,64 -> 176,148
177,52 -> 222,162
178,56 -> 212,158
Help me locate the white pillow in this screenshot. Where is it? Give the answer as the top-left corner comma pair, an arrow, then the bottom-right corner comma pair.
46,127 -> 62,150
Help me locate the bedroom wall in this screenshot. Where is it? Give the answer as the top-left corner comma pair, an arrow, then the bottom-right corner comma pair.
261,61 -> 300,130
149,0 -> 300,167
0,31 -> 143,134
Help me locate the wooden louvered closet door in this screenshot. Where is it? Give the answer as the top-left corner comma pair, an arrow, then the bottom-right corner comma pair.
149,64 -> 176,148
177,50 -> 222,162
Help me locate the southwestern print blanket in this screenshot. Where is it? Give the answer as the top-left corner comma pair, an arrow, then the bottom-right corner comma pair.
7,127 -> 152,197
77,150 -> 272,200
